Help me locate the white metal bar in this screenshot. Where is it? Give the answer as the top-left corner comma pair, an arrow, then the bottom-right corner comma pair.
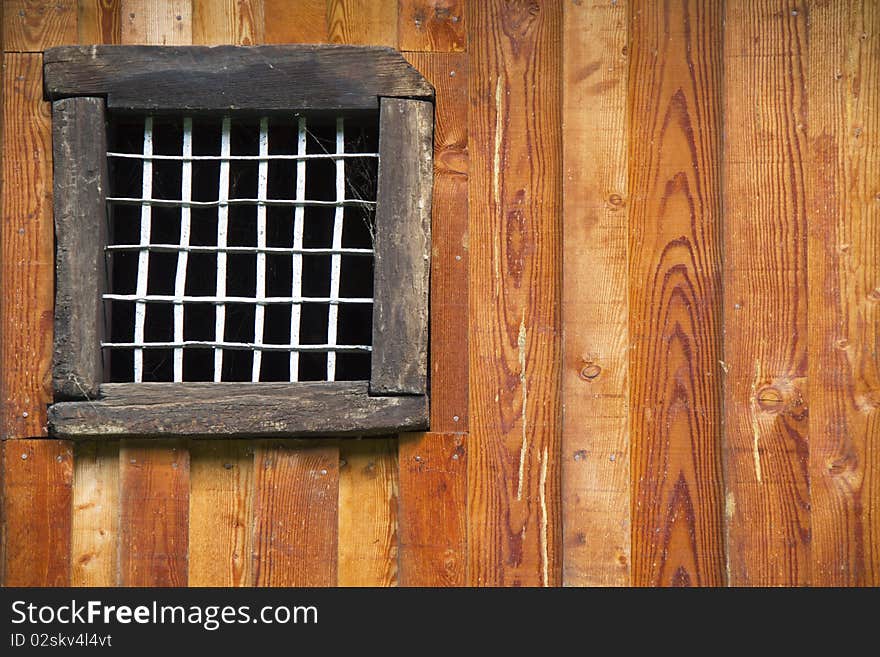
252,117 -> 269,382
103,341 -> 372,352
214,117 -> 232,382
106,197 -> 375,208
104,294 -> 373,304
326,117 -> 345,381
106,244 -> 373,255
173,117 -> 193,382
289,116 -> 307,382
133,117 -> 153,383
107,152 -> 378,161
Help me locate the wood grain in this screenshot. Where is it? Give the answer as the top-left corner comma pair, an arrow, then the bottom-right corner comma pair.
3,0 -> 77,51
628,0 -> 725,586
77,0 -> 121,44
1,53 -> 54,438
467,0 -> 562,586
338,438 -> 398,586
193,0 -> 264,45
2,440 -> 74,586
405,53 -> 469,432
189,441 -> 254,586
120,0 -> 191,45
722,0 -> 810,586
71,440 -> 118,587
252,441 -> 339,586
560,0 -> 630,587
262,0 -> 326,44
398,0 -> 465,52
808,0 -> 880,586
398,432 -> 466,586
119,440 -> 189,586
327,0 -> 396,47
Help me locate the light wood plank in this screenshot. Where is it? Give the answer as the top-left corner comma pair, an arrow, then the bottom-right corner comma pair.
4,0 -> 77,51
120,0 -> 191,44
71,441 -> 119,587
193,0 -> 264,45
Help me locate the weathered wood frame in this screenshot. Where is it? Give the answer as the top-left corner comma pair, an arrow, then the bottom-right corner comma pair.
46,45 -> 433,439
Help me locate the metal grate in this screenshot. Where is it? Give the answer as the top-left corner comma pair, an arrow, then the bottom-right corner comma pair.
104,113 -> 378,383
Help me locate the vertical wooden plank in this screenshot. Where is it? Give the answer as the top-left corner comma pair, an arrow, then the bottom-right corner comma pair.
561,0 -> 629,587
188,441 -> 254,587
628,0 -> 725,586
262,0 -> 326,43
467,0 -> 562,586
120,0 -> 191,44
398,0 -> 465,52
77,0 -> 122,44
338,438 -> 398,586
327,0 -> 397,47
405,53 -> 469,433
3,0 -> 77,50
1,53 -> 53,439
722,0 -> 810,587
2,440 -> 73,586
71,441 -> 119,587
252,441 -> 339,586
193,0 -> 264,45
119,441 -> 189,586
398,432 -> 466,586
808,0 -> 880,586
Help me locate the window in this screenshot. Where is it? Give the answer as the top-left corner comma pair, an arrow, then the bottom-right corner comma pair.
46,45 -> 433,438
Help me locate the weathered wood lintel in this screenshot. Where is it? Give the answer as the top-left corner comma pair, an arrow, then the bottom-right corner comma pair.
48,382 -> 428,438
43,45 -> 435,111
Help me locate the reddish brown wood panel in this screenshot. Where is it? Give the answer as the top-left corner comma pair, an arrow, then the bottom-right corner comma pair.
119,441 -> 190,586
808,0 -> 880,586
262,0 -> 326,43
193,0 -> 264,45
561,0 -> 630,586
628,0 -> 725,586
2,440 -> 74,586
1,53 -> 53,439
398,0 -> 465,52
398,432 -> 466,586
252,442 -> 340,586
405,52 -> 469,432
3,0 -> 77,51
722,0 -> 810,586
467,0 -> 562,586
71,441 -> 119,587
77,0 -> 121,44
327,0 -> 397,47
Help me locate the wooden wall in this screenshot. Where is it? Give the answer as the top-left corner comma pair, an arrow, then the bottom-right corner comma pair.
1,0 -> 877,587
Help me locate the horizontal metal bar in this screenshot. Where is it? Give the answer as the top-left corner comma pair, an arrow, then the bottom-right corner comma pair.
103,294 -> 373,304
101,340 -> 371,352
107,197 -> 376,208
105,243 -> 374,255
108,151 -> 379,161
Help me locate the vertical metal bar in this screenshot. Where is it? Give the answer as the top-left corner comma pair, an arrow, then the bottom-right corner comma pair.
289,116 -> 307,382
173,117 -> 193,382
327,117 -> 345,381
252,117 -> 269,382
214,117 -> 232,382
133,116 -> 153,383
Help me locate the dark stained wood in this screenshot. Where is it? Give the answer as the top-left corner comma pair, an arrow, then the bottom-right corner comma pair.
628,0 -> 725,586
398,0 -> 465,52
371,98 -> 433,395
467,0 -> 562,587
404,53 -> 468,432
722,0 -> 810,586
77,0 -> 122,44
119,440 -> 189,586
561,0 -> 630,587
398,432 -> 466,586
807,0 -> 880,586
1,53 -> 54,438
52,96 -> 108,401
43,44 -> 434,111
252,441 -> 339,586
2,439 -> 74,586
49,382 -> 428,438
3,0 -> 77,51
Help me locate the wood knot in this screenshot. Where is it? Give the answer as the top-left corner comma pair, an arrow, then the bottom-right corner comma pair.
607,193 -> 625,208
756,385 -> 785,412
867,288 -> 880,302
573,449 -> 587,461
580,363 -> 601,381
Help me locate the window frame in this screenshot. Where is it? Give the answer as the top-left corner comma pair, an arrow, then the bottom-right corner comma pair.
45,44 -> 433,439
